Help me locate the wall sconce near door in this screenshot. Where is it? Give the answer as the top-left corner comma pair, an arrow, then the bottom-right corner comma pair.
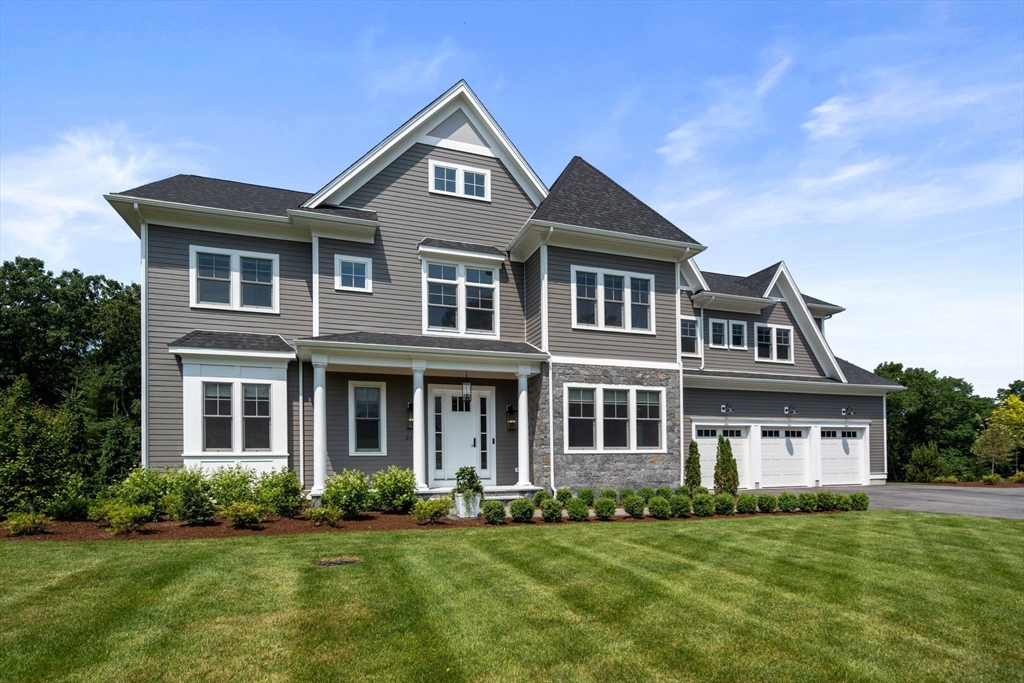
842,407 -> 855,416
784,405 -> 798,415
506,404 -> 518,431
406,402 -> 414,429
720,403 -> 734,413
462,374 -> 472,403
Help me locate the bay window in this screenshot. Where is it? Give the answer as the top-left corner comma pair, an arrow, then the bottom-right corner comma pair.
242,384 -> 271,451
565,385 -> 666,452
571,266 -> 655,333
203,382 -> 232,451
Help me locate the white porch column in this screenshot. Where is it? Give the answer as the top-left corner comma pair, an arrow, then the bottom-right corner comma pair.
516,366 -> 531,486
412,361 -> 427,490
311,356 -> 328,497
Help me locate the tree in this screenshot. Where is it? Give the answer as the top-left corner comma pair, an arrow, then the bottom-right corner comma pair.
684,439 -> 702,494
990,394 -> 1024,472
713,435 -> 739,496
996,380 -> 1024,403
972,423 -> 1014,474
904,443 -> 942,482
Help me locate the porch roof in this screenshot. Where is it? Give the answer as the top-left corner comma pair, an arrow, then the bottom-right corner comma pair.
295,332 -> 547,368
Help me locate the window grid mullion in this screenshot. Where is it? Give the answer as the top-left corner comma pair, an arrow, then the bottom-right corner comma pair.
595,387 -> 604,452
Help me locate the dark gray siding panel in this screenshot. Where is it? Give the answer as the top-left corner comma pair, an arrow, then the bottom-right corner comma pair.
289,361 -> 314,489
547,246 -> 677,362
524,250 -> 542,348
698,303 -> 824,377
319,143 -> 535,340
147,225 -> 312,468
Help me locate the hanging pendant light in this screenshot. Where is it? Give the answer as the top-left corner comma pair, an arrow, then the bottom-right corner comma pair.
462,372 -> 472,403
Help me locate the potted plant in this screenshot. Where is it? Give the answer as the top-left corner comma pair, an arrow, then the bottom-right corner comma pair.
453,466 -> 484,518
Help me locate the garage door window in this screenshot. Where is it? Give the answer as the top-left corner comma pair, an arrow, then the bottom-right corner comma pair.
762,429 -> 780,438
842,430 -> 857,438
785,430 -> 803,438
696,428 -> 717,437
722,429 -> 742,438
822,430 -> 837,438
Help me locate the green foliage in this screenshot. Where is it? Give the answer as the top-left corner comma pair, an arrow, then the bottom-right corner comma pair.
981,473 -> 1003,485
532,490 -> 551,506
669,494 -> 691,518
577,488 -> 595,506
684,439 -> 702,495
1009,471 -> 1024,484
618,487 -> 635,502
973,424 -> 1015,474
798,492 -> 818,513
454,467 -> 483,497
305,506 -> 343,527
321,469 -> 370,519
41,472 -> 91,520
622,495 -> 645,519
692,493 -> 714,517
254,469 -> 304,517
647,496 -> 671,520
932,475 -> 959,484
654,486 -> 673,500
713,492 -> 735,515
735,493 -> 758,514
540,498 -> 563,523
508,498 -> 535,523
481,500 -> 506,524
593,497 -> 617,520
87,498 -> 114,523
565,498 -> 590,521
2,512 -> 49,536
849,492 -> 870,511
106,501 -> 153,534
598,488 -> 617,501
209,466 -> 256,509
363,490 -> 382,512
757,493 -> 779,513
223,502 -> 263,528
412,496 -> 452,524
713,436 -> 739,496
114,467 -> 168,519
96,413 -> 140,489
778,492 -> 799,512
555,487 -> 573,504
372,466 -> 418,513
905,442 -> 943,483
165,469 -> 215,525
835,494 -> 853,512
691,486 -> 710,496
816,491 -> 838,511
637,487 -> 655,503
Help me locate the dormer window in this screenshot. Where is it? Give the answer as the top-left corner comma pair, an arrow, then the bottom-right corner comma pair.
755,323 -> 794,363
428,159 -> 490,201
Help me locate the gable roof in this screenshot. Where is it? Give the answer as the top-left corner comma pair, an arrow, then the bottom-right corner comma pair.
700,264 -> 840,310
531,157 -> 701,245
168,330 -> 295,353
835,358 -> 901,387
300,331 -> 543,356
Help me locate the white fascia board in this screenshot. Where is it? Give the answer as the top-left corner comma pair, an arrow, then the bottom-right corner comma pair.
683,373 -> 898,395
169,347 -> 296,362
681,258 -> 709,292
417,244 -> 505,266
690,291 -> 773,314
303,81 -> 548,209
106,195 -> 310,242
769,262 -> 847,383
807,303 -> 846,316
508,220 -> 706,263
287,210 -> 377,244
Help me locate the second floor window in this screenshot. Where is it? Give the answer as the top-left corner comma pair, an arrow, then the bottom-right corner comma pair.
197,253 -> 231,304
335,255 -> 373,292
571,266 -> 655,333
755,323 -> 794,363
423,261 -> 499,336
190,246 -> 279,313
429,159 -> 491,201
680,318 -> 699,355
241,257 -> 273,308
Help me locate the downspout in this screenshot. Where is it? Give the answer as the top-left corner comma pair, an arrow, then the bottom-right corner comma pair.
299,357 -> 305,491
677,255 -> 686,486
134,202 -> 149,469
698,295 -> 713,371
543,225 -> 556,493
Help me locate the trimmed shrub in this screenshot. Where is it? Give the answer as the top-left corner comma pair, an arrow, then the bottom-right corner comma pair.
798,492 -> 818,513
509,498 -> 535,523
321,469 -> 370,519
166,469 -> 215,525
577,488 -> 595,506
735,493 -> 758,514
684,439 -> 702,495
209,465 -> 256,508
115,468 -> 168,520
533,490 -> 551,506
106,501 -> 153,534
623,495 -> 645,519
44,495 -> 90,522
817,491 -> 838,511
3,512 -> 49,536
363,490 -> 382,512
692,486 -> 710,497
981,473 -> 1003,485
835,494 -> 853,512
372,466 -> 418,513
655,486 -> 673,500
481,500 -> 507,525
618,487 -> 635,502
648,496 -> 671,520
594,496 -> 617,520
849,492 -> 870,511
254,469 -> 304,517
88,498 -> 114,523
932,475 -> 959,484
757,493 -> 779,513
555,487 -> 574,504
674,486 -> 689,496
598,488 -> 617,501
223,501 -> 263,528
412,496 -> 452,524
566,498 -> 590,522
305,506 -> 343,527
669,494 -> 691,518
714,492 -> 735,515
540,498 -> 564,523
638,487 -> 656,503
1008,471 -> 1024,484
713,436 -> 740,496
778,492 -> 799,512
692,493 -> 714,517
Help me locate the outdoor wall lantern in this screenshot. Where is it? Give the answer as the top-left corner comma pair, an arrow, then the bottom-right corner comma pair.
841,407 -> 855,416
720,403 -> 734,413
406,402 -> 414,429
784,405 -> 799,415
506,404 -> 518,431
462,375 -> 472,403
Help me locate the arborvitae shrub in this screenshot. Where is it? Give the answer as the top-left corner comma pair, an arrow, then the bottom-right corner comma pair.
623,495 -> 645,519
735,493 -> 758,514
540,498 -> 564,523
577,488 -> 595,506
713,436 -> 740,496
481,500 -> 506,524
798,492 -> 818,513
594,497 -> 617,520
757,493 -> 779,513
778,492 -> 799,512
532,490 -> 551,506
692,493 -> 714,517
637,487 -> 656,503
565,498 -> 590,522
555,488 -> 573,504
598,488 -> 617,501
684,439 -> 702,495
509,498 -> 535,523
849,492 -> 870,511
816,491 -> 838,511
669,494 -> 691,518
714,492 -> 735,515
647,496 -> 671,520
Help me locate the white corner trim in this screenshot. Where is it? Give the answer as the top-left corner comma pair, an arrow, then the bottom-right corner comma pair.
312,236 -> 320,337
569,264 -> 657,335
427,158 -> 492,202
188,244 -> 280,315
348,380 -> 388,456
540,243 -> 549,352
139,216 -> 149,468
334,253 -> 373,293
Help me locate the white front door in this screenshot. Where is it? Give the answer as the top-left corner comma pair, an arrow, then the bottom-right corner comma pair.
428,385 -> 496,488
760,427 -> 808,488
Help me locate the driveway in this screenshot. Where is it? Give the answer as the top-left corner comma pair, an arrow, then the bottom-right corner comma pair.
763,484 -> 1024,520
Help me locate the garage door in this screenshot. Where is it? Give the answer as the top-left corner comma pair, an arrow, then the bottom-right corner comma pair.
694,427 -> 749,490
760,428 -> 807,487
820,429 -> 863,485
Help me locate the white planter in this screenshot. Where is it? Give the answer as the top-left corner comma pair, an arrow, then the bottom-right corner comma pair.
454,493 -> 482,518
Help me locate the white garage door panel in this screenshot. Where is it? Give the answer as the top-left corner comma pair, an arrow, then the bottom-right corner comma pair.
821,431 -> 862,485
761,429 -> 807,488
694,427 -> 749,490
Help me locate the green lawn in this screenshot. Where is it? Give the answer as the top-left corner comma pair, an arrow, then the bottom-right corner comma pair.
1,512 -> 1022,683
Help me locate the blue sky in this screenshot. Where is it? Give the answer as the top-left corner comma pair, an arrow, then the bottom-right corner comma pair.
1,1 -> 1021,396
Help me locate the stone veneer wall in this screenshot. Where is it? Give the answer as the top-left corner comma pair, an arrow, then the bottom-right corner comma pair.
531,363 -> 682,492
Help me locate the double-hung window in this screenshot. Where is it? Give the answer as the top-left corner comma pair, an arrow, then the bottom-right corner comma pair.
349,382 -> 387,455
242,384 -> 271,451
729,321 -> 747,349
423,261 -> 499,336
428,159 -> 491,201
571,266 -> 655,333
709,319 -> 728,348
754,323 -> 794,363
190,246 -> 279,313
203,382 -> 233,451
680,317 -> 700,356
565,385 -> 665,452
335,255 -> 373,292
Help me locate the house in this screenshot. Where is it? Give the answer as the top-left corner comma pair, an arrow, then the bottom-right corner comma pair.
105,80 -> 901,498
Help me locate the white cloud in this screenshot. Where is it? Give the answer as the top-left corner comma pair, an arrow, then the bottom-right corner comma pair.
357,32 -> 460,96
0,125 -> 197,268
756,56 -> 792,96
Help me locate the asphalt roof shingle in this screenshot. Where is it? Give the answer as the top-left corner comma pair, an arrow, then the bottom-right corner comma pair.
169,330 -> 295,353
532,157 -> 701,245
700,264 -> 840,310
301,331 -> 543,355
683,358 -> 900,388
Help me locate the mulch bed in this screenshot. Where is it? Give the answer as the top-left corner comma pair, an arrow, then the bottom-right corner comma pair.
0,508 -> 833,542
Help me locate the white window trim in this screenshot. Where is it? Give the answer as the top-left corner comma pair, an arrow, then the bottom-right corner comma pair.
729,320 -> 748,350
570,265 -> 657,335
334,254 -> 373,293
427,159 -> 491,202
562,384 -> 667,454
754,323 -> 796,364
421,259 -> 501,338
188,245 -> 280,314
348,381 -> 388,456
679,314 -> 702,358
708,318 -> 729,349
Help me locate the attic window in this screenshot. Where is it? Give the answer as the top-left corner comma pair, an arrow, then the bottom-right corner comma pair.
428,159 -> 490,202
